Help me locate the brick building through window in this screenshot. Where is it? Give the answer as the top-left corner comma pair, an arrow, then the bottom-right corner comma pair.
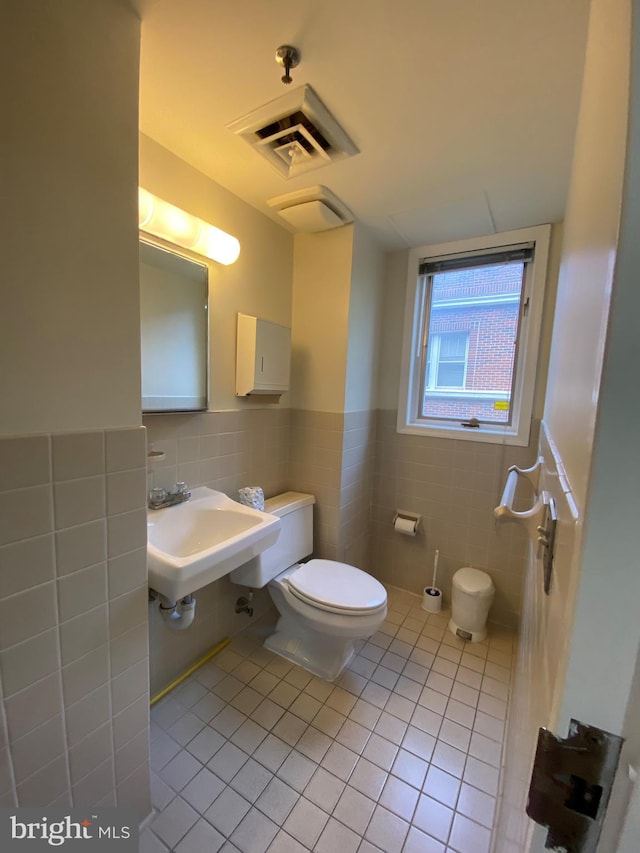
421,261 -> 525,424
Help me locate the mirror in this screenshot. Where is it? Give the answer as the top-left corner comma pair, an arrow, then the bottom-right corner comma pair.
140,240 -> 208,412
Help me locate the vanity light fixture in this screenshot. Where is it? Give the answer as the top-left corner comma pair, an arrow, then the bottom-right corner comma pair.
138,188 -> 240,265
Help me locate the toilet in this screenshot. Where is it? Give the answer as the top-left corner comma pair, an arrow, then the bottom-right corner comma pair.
449,567 -> 495,642
230,492 -> 387,680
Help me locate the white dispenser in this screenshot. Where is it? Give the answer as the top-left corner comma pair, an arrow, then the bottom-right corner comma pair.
236,313 -> 291,396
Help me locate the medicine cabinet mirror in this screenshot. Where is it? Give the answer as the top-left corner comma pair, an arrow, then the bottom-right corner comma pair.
140,240 -> 208,412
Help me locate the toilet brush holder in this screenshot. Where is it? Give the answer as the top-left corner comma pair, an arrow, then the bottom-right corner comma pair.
422,587 -> 442,613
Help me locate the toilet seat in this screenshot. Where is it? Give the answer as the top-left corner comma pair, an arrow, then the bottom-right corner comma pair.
286,559 -> 387,615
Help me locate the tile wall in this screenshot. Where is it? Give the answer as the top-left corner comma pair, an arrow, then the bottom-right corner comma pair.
492,420 -> 580,852
339,411 -> 377,570
288,410 -> 376,568
0,428 -> 150,817
287,410 -> 343,561
144,410 -> 290,695
370,411 -> 540,628
145,407 -> 377,696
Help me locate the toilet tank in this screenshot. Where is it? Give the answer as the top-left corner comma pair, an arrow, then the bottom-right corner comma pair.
230,492 -> 315,588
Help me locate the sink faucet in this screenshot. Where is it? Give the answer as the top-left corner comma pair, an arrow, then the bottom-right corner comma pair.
148,482 -> 191,510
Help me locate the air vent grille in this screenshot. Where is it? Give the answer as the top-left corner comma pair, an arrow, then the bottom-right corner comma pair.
227,85 -> 358,178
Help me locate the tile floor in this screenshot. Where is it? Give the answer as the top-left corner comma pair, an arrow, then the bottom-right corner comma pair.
142,587 -> 514,853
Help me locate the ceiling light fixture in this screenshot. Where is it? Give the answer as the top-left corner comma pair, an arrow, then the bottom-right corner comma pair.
275,45 -> 301,85
138,188 -> 240,265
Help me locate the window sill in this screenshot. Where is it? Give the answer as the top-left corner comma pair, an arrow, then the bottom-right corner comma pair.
396,418 -> 531,446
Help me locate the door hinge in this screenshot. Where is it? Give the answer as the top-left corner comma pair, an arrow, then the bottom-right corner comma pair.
527,719 -> 623,852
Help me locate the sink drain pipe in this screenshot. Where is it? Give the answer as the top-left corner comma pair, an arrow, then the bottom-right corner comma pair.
158,593 -> 196,630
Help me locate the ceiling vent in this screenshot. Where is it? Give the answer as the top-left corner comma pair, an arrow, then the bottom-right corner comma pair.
267,186 -> 352,233
227,85 -> 358,179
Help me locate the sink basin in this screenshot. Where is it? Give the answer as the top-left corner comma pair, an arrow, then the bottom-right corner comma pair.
147,487 -> 280,600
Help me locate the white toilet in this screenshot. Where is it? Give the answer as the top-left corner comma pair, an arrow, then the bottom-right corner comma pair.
230,492 -> 387,680
449,567 -> 495,642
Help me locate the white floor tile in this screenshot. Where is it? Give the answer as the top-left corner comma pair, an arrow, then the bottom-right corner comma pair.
333,785 -> 376,835
174,817 -> 224,853
149,599 -> 516,853
282,796 -> 328,848
364,804 -> 409,853
230,757 -> 273,802
181,767 -> 225,813
315,817 -> 361,853
255,776 -> 298,824
230,807 -> 279,853
150,796 -> 199,849
379,775 -> 419,822
304,766 -> 345,812
204,786 -> 251,837
412,794 -> 454,844
277,750 -> 316,792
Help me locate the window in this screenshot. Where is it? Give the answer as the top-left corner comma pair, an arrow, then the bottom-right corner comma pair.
425,331 -> 469,390
398,225 -> 551,445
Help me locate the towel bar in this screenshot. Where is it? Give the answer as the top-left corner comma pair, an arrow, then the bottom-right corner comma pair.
494,456 -> 556,594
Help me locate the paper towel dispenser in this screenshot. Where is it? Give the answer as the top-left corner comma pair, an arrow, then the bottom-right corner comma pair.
236,313 -> 291,397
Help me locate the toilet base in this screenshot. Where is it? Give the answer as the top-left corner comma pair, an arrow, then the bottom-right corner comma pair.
264,615 -> 358,681
448,617 -> 487,643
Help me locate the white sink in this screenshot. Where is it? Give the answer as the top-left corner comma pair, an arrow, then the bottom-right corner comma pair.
147,487 -> 280,600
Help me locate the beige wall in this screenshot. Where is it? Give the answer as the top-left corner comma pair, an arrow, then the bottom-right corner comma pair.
493,1 -> 637,849
368,224 -> 562,626
139,135 -> 294,412
539,0 -> 633,732
552,1 -> 640,847
290,227 -> 353,412
0,0 -> 149,819
344,225 -> 385,413
1,0 -> 142,437
543,4 -> 630,512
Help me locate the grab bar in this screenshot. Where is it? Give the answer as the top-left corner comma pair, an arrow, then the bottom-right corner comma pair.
494,456 -> 556,594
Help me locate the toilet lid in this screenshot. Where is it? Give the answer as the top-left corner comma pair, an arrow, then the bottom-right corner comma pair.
287,559 -> 387,614
454,567 -> 494,595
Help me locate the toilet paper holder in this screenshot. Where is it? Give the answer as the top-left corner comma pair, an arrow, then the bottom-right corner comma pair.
393,510 -> 421,535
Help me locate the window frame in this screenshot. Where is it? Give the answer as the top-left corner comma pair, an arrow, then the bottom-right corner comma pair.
397,225 -> 551,446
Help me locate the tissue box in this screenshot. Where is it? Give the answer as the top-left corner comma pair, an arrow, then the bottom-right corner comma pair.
237,486 -> 265,510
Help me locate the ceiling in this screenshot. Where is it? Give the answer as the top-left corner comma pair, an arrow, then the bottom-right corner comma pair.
136,0 -> 591,250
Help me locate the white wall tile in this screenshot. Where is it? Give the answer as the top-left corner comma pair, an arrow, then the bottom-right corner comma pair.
0,436 -> 50,491
58,563 -> 107,621
0,535 -> 55,598
11,715 -> 66,784
107,508 -> 147,558
59,604 -> 109,665
55,520 -> 106,576
52,432 -> 104,481
108,548 -> 147,598
62,644 -> 110,706
0,628 -> 60,696
0,486 -> 53,546
16,755 -> 69,808
106,427 -> 147,473
69,722 -> 113,785
0,582 -> 58,648
64,684 -> 111,747
4,672 -> 63,741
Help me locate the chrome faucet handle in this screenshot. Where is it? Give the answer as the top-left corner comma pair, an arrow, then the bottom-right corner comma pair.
149,487 -> 167,504
173,481 -> 189,495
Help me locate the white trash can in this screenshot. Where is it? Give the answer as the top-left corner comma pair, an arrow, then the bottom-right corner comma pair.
449,567 -> 495,642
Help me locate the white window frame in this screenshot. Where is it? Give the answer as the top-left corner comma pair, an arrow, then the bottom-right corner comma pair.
397,224 -> 551,446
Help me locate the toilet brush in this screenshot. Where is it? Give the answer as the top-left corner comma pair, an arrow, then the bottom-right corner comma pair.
422,549 -> 442,613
